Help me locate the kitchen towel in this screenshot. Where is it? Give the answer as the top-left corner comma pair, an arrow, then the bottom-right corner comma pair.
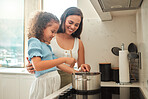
119,50 -> 130,83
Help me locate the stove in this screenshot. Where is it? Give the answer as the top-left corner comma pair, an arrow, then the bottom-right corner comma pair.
57,87 -> 145,99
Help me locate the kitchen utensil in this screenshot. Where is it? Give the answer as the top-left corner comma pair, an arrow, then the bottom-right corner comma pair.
72,72 -> 101,91
70,49 -> 76,85
111,47 -> 121,56
127,52 -> 139,59
70,49 -> 73,58
128,43 -> 138,53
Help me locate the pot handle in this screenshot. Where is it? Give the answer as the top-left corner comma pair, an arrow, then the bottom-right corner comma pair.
75,78 -> 91,81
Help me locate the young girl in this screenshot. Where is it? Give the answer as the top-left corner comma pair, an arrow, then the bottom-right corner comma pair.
27,11 -> 78,99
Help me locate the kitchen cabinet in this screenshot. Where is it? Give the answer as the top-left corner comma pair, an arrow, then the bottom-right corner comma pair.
0,73 -> 35,99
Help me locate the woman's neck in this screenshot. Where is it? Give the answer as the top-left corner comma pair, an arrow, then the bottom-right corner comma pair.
56,33 -> 74,39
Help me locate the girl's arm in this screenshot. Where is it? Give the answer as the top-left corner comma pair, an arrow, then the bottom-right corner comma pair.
57,64 -> 79,74
31,57 -> 76,71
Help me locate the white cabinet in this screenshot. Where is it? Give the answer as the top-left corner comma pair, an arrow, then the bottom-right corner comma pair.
20,75 -> 35,99
0,73 -> 35,99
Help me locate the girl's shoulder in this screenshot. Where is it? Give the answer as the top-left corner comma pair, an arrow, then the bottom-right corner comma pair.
28,38 -> 42,48
28,37 -> 40,41
28,38 -> 41,44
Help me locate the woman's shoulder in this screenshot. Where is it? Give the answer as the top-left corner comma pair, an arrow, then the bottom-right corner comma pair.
78,39 -> 84,48
77,38 -> 83,44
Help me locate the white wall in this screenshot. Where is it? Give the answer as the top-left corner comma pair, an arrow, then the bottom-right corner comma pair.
78,0 -> 148,96
78,0 -> 137,72
136,0 -> 148,93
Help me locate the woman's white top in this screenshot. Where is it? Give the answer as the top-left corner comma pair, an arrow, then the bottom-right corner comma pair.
50,37 -> 79,69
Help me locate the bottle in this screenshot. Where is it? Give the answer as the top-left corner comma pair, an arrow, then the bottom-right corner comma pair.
121,43 -> 124,51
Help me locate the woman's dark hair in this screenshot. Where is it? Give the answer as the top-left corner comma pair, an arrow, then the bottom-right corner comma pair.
57,7 -> 83,39
28,11 -> 59,41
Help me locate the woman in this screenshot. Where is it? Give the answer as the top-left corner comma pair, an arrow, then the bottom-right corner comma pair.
27,7 -> 91,88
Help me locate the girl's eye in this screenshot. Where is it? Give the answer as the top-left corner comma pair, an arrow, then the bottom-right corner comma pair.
51,31 -> 55,33
51,30 -> 57,33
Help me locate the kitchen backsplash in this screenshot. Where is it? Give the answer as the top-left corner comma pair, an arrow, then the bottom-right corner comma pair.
81,17 -> 137,72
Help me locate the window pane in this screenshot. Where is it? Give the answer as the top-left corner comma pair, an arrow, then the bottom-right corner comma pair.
0,0 -> 24,67
43,0 -> 77,18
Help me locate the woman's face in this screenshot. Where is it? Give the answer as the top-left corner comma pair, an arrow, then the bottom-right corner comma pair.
43,21 -> 59,44
65,15 -> 81,35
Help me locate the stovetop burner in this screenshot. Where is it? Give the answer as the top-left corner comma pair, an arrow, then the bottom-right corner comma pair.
58,87 -> 145,99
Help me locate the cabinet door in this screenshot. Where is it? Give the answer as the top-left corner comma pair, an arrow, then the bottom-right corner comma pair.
19,75 -> 35,99
0,74 -> 19,99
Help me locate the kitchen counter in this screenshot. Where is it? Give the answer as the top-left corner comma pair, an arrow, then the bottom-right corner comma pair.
44,81 -> 147,99
0,67 -> 31,74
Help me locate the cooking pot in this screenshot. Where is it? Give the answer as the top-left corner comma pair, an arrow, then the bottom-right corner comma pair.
72,72 -> 101,91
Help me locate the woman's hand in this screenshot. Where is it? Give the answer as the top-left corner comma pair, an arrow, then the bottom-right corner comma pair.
26,63 -> 35,74
79,64 -> 91,72
26,57 -> 35,74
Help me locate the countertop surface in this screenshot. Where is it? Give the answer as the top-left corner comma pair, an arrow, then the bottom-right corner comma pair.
0,67 -> 31,75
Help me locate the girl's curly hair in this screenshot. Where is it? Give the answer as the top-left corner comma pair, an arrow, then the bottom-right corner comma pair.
28,11 -> 59,41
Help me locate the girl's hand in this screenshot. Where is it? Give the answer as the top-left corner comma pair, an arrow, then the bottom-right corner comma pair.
26,57 -> 35,74
79,64 -> 91,72
64,57 -> 76,67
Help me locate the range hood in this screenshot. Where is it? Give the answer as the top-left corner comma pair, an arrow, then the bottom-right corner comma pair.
90,0 -> 143,12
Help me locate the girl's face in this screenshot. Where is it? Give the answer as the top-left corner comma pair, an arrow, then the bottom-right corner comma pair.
43,21 -> 59,44
65,15 -> 81,35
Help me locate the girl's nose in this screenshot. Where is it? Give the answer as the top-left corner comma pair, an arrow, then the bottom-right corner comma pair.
52,33 -> 55,37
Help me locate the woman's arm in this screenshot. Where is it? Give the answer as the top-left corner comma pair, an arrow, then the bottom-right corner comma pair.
31,57 -> 76,71
77,39 -> 91,72
77,39 -> 85,68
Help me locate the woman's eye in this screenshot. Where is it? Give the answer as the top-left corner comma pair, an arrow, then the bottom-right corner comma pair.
69,22 -> 73,24
68,20 -> 73,24
75,24 -> 79,27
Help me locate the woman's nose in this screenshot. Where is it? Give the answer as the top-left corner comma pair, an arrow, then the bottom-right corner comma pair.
71,24 -> 75,29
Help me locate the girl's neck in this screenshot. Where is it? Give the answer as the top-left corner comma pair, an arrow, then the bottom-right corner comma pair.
41,39 -> 50,45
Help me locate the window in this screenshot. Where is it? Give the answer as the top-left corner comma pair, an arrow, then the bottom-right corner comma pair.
43,0 -> 77,18
0,0 -> 24,67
